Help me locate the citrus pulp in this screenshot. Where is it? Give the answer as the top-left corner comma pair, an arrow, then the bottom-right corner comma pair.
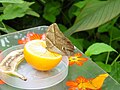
24,40 -> 62,71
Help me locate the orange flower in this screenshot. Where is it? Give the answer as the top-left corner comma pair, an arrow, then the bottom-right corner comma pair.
66,76 -> 89,90
0,80 -> 5,85
66,74 -> 108,90
18,32 -> 45,44
69,53 -> 88,66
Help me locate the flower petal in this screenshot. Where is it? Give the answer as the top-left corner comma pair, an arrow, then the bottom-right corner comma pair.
83,74 -> 109,89
66,81 -> 78,87
18,39 -> 27,44
26,32 -> 42,40
69,61 -> 75,66
78,58 -> 88,61
0,80 -> 5,84
68,87 -> 79,90
76,61 -> 83,66
41,34 -> 46,40
75,76 -> 88,83
18,32 -> 44,44
75,53 -> 82,57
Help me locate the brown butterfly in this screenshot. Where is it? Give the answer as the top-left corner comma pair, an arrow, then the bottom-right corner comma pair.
45,23 -> 74,56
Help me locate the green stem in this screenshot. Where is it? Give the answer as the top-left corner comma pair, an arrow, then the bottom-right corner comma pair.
105,52 -> 110,64
1,21 -> 8,33
111,37 -> 120,41
111,54 -> 120,66
106,29 -> 112,64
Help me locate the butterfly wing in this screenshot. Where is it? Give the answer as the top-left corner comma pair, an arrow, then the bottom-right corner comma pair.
46,23 -> 74,56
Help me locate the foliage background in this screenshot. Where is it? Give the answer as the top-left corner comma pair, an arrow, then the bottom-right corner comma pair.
0,0 -> 120,83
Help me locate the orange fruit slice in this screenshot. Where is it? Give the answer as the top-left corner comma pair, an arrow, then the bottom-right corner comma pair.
24,40 -> 62,71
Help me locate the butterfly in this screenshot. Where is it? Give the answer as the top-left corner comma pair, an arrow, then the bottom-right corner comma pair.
45,23 -> 74,56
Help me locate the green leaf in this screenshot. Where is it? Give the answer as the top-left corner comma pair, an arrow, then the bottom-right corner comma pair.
69,36 -> 83,51
85,43 -> 117,56
0,7 -> 4,12
96,61 -> 111,72
0,2 -> 39,21
98,23 -> 110,33
43,1 -> 61,22
68,5 -> 77,19
26,9 -> 40,17
1,4 -> 25,20
98,18 -> 118,33
110,27 -> 120,41
4,24 -> 17,33
40,0 -> 46,4
110,62 -> 120,83
74,1 -> 86,8
72,1 -> 87,17
64,0 -> 120,36
44,1 -> 61,16
43,14 -> 56,23
73,9 -> 80,16
0,0 -> 24,3
58,24 -> 67,33
92,53 -> 108,62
